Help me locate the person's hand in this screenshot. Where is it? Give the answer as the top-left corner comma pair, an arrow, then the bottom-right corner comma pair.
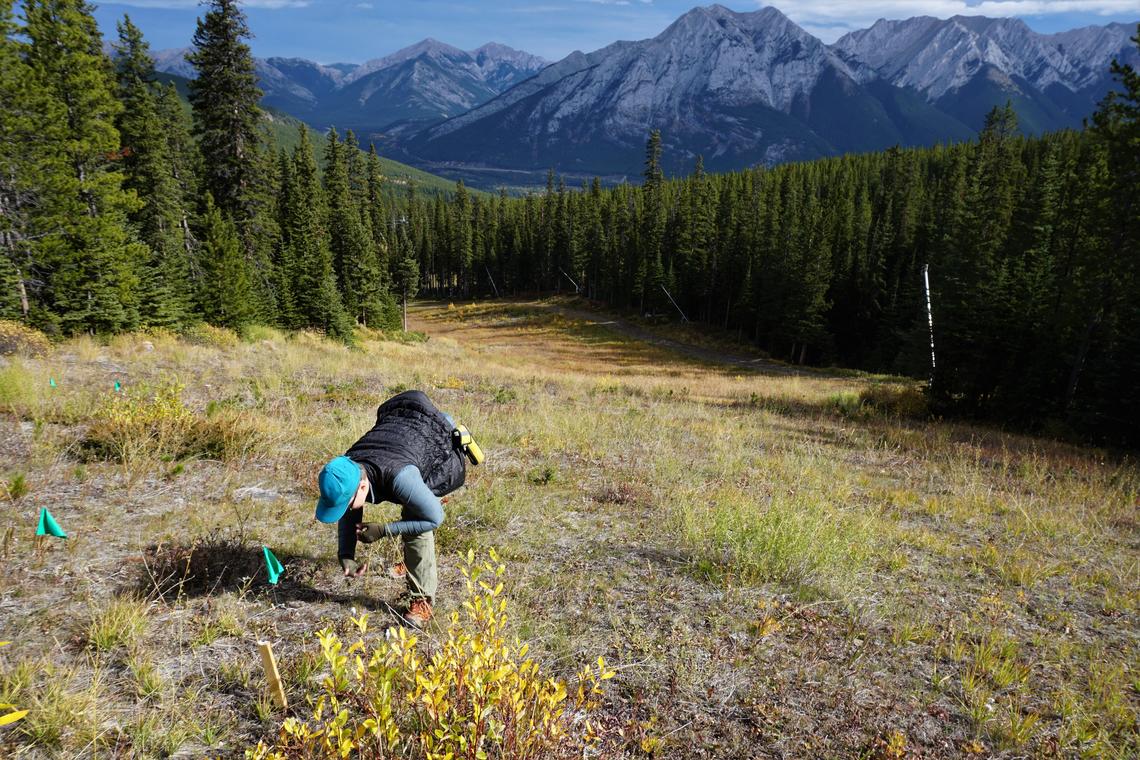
341,557 -> 368,578
356,522 -> 385,543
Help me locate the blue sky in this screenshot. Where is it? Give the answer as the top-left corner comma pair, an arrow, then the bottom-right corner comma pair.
88,1 -> 1140,65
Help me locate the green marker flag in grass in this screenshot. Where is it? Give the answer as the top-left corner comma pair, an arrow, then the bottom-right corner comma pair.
36,508 -> 67,538
263,546 -> 284,585
49,378 -> 56,388
114,381 -> 121,393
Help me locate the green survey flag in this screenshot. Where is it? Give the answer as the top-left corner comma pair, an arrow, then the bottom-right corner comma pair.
36,508 -> 67,538
263,546 -> 284,585
49,378 -> 56,388
113,381 -> 121,393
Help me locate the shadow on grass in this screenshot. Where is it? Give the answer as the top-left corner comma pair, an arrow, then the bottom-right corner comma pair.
130,535 -> 388,609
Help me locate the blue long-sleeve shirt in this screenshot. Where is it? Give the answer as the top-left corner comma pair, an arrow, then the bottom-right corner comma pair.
337,464 -> 445,560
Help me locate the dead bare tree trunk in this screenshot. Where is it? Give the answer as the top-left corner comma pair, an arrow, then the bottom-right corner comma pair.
16,267 -> 29,319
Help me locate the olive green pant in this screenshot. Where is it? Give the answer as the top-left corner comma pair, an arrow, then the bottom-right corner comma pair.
402,530 -> 437,600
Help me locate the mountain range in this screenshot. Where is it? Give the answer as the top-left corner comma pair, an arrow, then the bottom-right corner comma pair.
154,40 -> 548,138
154,4 -> 1139,186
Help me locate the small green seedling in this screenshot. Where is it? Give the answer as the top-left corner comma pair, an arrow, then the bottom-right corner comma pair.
36,507 -> 67,538
263,546 -> 284,585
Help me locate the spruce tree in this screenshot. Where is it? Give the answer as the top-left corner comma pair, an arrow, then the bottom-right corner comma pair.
156,82 -> 200,257
279,127 -> 352,340
641,130 -> 666,312
325,127 -> 382,325
23,0 -> 145,334
0,0 -> 36,319
187,0 -> 262,222
396,255 -> 420,331
187,0 -> 277,316
198,194 -> 254,330
365,144 -> 388,264
114,15 -> 192,327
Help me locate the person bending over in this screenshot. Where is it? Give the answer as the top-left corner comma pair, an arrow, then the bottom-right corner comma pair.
314,390 -> 483,627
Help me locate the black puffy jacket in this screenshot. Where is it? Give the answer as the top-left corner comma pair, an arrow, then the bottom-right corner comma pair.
345,390 -> 466,500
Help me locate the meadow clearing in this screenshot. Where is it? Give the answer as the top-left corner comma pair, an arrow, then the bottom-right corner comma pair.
0,299 -> 1136,758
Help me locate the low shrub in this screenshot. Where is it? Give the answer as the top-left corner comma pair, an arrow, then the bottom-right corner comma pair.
81,380 -> 195,463
859,383 -> 928,419
828,384 -> 928,420
0,360 -> 41,416
242,324 -> 286,343
182,323 -> 240,349
0,320 -> 50,357
81,379 -> 263,464
247,550 -> 614,760
371,329 -> 427,344
828,390 -> 867,419
190,407 -> 266,461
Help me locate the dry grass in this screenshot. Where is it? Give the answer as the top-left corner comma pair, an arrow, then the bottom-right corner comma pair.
0,297 -> 1135,758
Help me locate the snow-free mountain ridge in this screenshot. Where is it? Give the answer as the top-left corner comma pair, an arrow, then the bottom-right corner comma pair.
397,5 -> 1135,182
152,4 -> 1138,186
153,39 -> 549,136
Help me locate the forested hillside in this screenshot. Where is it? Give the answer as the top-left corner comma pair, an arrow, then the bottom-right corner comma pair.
392,55 -> 1139,443
1,0 -> 1137,442
1,0 -> 451,342
400,104 -> 1139,442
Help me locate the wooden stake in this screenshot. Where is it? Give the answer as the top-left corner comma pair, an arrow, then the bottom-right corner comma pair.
257,640 -> 288,710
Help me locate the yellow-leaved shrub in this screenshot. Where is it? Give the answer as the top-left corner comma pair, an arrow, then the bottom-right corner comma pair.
181,323 -> 240,348
0,320 -> 50,357
81,379 -> 263,463
82,379 -> 195,464
248,550 -> 614,760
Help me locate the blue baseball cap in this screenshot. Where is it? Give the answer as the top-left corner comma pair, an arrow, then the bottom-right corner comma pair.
315,456 -> 361,523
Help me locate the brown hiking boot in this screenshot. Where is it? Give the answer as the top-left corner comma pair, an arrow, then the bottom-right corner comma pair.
402,597 -> 432,628
388,562 -> 407,580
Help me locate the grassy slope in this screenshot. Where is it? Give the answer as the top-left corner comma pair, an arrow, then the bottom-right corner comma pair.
0,301 -> 1136,757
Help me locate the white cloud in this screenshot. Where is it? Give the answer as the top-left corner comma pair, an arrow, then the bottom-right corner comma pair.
761,1 -> 1139,41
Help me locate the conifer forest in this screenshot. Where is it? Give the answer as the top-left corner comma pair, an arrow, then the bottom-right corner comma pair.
1,0 -> 1138,444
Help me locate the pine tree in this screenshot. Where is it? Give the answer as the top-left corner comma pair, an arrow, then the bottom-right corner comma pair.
583,177 -> 605,299
1079,26 -> 1140,436
934,104 -> 1023,410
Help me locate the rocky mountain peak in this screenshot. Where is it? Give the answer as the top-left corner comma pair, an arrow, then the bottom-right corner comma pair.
833,14 -> 1137,100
